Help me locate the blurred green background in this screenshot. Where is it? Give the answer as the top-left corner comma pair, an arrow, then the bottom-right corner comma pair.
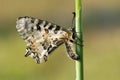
0,0 -> 120,80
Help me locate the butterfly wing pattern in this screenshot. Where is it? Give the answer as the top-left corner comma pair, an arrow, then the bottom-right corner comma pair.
16,16 -> 79,64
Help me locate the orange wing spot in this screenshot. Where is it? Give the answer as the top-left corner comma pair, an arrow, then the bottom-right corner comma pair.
44,55 -> 48,62
45,29 -> 49,34
64,33 -> 69,42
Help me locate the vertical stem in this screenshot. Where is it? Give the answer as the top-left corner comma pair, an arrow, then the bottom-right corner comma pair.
75,0 -> 83,80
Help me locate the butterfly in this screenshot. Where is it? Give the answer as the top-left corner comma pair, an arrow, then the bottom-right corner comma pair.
16,16 -> 80,64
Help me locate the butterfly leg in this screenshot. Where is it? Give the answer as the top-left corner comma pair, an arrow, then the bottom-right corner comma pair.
47,37 -> 64,54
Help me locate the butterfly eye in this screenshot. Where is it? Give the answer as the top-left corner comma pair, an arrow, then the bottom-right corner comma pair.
72,33 -> 76,39
69,40 -> 74,43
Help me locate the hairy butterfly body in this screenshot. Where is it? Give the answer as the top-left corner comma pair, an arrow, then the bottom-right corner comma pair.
16,16 -> 79,64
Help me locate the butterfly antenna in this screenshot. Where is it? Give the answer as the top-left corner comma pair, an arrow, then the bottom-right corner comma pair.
72,12 -> 76,29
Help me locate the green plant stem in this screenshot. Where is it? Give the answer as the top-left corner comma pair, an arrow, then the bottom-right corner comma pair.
75,0 -> 83,80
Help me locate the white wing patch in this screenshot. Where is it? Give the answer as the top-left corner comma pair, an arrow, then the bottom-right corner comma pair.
16,16 -> 79,64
